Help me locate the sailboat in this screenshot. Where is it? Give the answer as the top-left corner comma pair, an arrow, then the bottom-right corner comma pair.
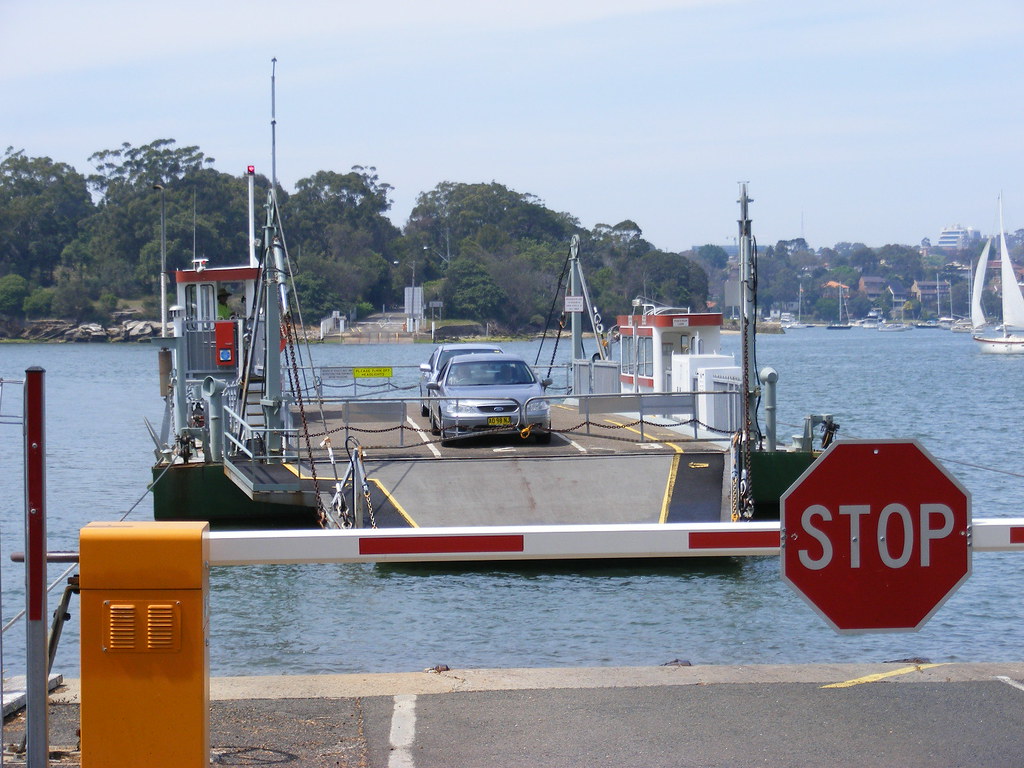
825,281 -> 851,329
782,285 -> 814,328
972,203 -> 1024,353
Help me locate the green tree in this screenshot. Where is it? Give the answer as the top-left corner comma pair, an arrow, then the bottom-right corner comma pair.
22,287 -> 54,318
442,256 -> 507,320
696,244 -> 729,271
406,181 -> 578,266
288,166 -> 400,313
88,139 -> 214,203
0,148 -> 94,284
65,143 -> 264,301
0,274 -> 29,316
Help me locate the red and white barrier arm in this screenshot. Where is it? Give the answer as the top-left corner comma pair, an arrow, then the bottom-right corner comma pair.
207,518 -> 1024,566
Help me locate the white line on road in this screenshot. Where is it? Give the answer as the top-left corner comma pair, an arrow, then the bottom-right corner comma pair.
406,416 -> 442,458
388,693 -> 417,768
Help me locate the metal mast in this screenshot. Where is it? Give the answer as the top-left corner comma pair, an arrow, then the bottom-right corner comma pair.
568,234 -> 608,361
738,183 -> 758,436
271,58 -> 278,195
737,183 -> 758,517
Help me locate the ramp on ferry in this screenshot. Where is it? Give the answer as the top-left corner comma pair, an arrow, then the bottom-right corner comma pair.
226,401 -> 735,528
362,450 -> 728,528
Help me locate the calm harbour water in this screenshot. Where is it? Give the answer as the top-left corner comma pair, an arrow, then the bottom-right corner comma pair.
0,329 -> 1022,678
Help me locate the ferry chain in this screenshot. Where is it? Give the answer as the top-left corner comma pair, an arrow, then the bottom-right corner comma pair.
282,316 -> 329,528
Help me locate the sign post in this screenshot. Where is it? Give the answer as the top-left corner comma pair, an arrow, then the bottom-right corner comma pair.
24,366 -> 48,767
781,439 -> 971,633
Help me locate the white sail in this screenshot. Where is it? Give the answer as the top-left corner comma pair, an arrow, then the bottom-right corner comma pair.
999,229 -> 1024,330
971,238 -> 991,329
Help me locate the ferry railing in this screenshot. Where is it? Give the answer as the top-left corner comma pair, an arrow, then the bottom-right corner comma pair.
312,363 -> 574,400
310,387 -> 742,446
220,401 -> 300,462
570,389 -> 743,441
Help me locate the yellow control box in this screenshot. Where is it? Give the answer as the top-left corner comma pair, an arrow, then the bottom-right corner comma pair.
79,521 -> 209,768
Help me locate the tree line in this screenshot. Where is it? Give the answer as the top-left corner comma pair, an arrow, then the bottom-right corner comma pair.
0,140 -> 708,331
1,139 -> 1014,329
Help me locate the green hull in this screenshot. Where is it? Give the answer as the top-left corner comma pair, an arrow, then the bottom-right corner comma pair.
748,450 -> 817,520
152,463 -> 319,529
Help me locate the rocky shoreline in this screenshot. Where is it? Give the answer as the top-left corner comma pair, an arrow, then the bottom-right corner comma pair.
0,318 -> 164,343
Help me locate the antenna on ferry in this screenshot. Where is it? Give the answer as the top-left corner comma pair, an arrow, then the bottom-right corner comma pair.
271,57 -> 278,195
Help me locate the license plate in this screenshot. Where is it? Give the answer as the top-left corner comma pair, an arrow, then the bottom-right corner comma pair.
487,416 -> 513,426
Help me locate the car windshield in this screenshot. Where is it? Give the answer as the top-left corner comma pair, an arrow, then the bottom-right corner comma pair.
446,360 -> 536,387
436,347 -> 502,370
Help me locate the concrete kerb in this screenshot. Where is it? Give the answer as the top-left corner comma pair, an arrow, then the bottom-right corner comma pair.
52,662 -> 1024,703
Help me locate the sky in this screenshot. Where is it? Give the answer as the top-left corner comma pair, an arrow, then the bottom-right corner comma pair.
3,0 -> 1023,253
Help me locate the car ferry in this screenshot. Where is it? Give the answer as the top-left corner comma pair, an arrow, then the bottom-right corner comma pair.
150,179 -> 825,544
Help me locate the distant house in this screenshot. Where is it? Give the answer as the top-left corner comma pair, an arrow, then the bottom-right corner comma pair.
911,280 -> 942,304
887,281 -> 908,307
859,276 -> 886,301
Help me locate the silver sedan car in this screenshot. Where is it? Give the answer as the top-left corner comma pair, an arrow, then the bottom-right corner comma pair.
426,353 -> 552,445
418,343 -> 504,416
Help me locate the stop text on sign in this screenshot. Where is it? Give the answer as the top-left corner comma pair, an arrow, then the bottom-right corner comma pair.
797,503 -> 957,570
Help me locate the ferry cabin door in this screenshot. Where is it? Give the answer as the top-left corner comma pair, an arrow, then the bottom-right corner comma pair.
661,341 -> 674,391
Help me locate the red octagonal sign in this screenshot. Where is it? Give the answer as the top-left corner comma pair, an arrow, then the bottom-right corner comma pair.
781,439 -> 971,634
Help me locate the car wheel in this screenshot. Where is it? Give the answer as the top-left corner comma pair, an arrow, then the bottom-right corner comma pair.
420,404 -> 429,418
429,412 -> 440,436
535,430 -> 552,444
440,426 -> 456,447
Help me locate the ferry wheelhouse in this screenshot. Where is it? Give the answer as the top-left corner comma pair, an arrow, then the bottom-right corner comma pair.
612,301 -> 742,442
616,302 -> 731,394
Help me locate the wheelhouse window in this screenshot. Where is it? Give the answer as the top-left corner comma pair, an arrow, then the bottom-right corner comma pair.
185,283 -> 216,321
621,336 -> 635,375
638,336 -> 654,378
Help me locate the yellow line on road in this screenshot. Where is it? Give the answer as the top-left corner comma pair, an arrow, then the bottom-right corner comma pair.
821,663 -> 946,688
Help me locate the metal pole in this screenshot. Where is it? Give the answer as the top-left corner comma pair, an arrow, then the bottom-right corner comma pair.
23,367 -> 48,767
153,185 -> 168,338
271,58 -> 277,195
569,236 -> 583,360
761,367 -> 778,451
247,167 -> 257,268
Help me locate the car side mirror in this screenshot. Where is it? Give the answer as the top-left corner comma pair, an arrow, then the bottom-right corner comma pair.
419,363 -> 431,373
426,382 -> 440,392
541,378 -> 552,388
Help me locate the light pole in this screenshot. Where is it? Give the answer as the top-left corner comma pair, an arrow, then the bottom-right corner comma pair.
153,184 -> 167,337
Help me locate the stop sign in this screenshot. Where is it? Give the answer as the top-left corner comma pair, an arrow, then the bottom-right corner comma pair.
781,439 -> 970,633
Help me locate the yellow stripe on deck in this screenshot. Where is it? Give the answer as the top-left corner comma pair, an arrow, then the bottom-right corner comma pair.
659,454 -> 681,524
821,663 -> 946,688
373,478 -> 418,527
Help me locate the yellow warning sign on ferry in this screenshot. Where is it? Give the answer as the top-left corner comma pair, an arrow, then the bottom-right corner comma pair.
352,366 -> 393,379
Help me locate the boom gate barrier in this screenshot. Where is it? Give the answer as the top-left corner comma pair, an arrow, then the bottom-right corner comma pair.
75,517 -> 1024,764
79,521 -> 209,768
